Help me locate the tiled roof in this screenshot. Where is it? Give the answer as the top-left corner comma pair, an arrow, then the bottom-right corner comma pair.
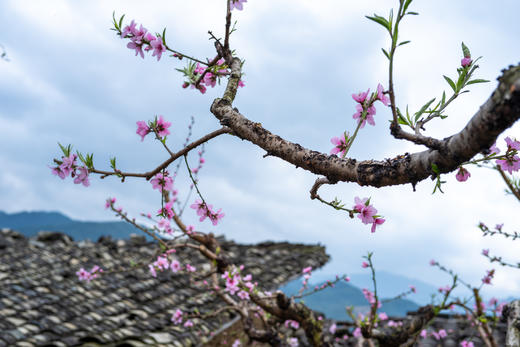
0,228 -> 329,346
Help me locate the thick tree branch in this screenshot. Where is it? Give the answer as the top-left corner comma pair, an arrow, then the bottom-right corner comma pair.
372,305 -> 435,347
211,60 -> 520,188
250,291 -> 327,347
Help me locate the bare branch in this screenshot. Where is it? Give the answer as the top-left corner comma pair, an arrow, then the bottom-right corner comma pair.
309,177 -> 331,200
497,166 -> 520,202
389,124 -> 443,149
91,126 -> 231,180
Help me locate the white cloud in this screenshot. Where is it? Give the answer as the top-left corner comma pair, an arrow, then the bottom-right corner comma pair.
0,0 -> 519,299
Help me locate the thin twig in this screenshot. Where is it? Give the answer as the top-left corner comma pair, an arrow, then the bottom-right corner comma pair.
90,127 -> 231,180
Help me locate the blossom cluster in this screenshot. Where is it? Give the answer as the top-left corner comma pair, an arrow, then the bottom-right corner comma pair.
148,253 -> 196,278
353,197 -> 385,233
308,275 -> 349,295
50,153 -> 90,187
284,319 -> 300,330
352,83 -> 390,128
182,58 -> 245,94
76,265 -> 103,282
190,150 -> 206,175
330,132 -> 351,157
497,137 -> 520,173
481,269 -> 494,285
229,0 -> 247,11
301,266 -> 312,289
329,84 -> 390,157
455,137 -> 520,181
120,20 -> 166,60
157,218 -> 174,235
387,320 -> 403,327
150,171 -> 177,195
136,115 -> 172,141
486,297 -> 506,316
104,197 -> 124,214
190,199 -> 225,226
221,266 -> 255,300
157,200 -> 176,220
362,288 -> 381,308
420,329 -> 449,340
438,285 -> 451,295
170,308 -> 193,327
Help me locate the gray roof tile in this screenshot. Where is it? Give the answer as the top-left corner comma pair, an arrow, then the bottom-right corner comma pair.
0,229 -> 329,345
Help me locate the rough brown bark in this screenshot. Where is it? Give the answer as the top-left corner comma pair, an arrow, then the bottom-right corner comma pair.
250,291 -> 328,347
503,300 -> 520,347
369,305 -> 435,346
211,59 -> 520,188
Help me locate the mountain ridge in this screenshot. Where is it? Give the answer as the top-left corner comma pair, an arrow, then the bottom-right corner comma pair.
0,210 -> 143,241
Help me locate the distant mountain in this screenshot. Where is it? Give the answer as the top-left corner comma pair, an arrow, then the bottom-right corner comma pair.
348,271 -> 439,306
0,210 -> 147,241
280,278 -> 420,321
0,210 -> 72,227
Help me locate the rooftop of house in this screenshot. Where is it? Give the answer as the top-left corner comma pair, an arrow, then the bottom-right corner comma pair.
0,228 -> 330,347
0,228 -> 511,347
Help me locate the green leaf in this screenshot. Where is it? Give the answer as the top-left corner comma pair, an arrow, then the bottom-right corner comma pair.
398,40 -> 411,46
366,15 -> 391,32
77,151 -> 86,164
381,48 -> 390,60
456,67 -> 468,91
406,11 -> 419,15
461,41 -> 471,58
441,91 -> 446,106
86,154 -> 94,169
119,14 -> 125,31
162,28 -> 166,44
110,157 -> 117,169
466,79 -> 490,86
443,75 -> 456,92
397,114 -> 408,125
414,98 -> 436,122
406,105 -> 411,123
58,143 -> 72,157
431,163 -> 439,174
112,12 -> 117,28
432,178 -> 445,194
396,107 -> 406,125
403,0 -> 414,13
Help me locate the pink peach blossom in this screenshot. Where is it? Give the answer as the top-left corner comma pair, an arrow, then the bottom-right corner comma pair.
376,83 -> 390,106
455,167 -> 471,182
461,57 -> 472,67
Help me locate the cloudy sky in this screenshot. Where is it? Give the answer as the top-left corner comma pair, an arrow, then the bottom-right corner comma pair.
1,0 -> 519,300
